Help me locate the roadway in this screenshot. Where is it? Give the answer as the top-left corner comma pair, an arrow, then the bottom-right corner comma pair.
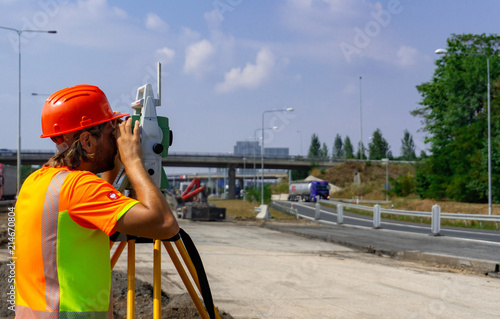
108,218 -> 500,319
271,200 -> 500,272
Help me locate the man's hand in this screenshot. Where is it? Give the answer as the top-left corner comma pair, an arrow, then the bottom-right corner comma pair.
116,118 -> 143,170
113,117 -> 180,239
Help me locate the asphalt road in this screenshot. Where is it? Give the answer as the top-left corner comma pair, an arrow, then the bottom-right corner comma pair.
284,200 -> 500,243
110,219 -> 500,319
271,200 -> 500,272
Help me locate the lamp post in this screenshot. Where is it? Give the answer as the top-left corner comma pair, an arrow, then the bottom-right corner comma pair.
382,158 -> 389,202
261,108 -> 294,205
253,126 -> 278,191
0,26 -> 57,196
435,48 -> 492,215
359,75 -> 363,160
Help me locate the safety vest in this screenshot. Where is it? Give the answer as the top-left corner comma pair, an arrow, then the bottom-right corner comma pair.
15,167 -> 138,318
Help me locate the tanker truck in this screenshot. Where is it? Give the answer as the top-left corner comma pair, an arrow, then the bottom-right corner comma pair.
288,181 -> 329,202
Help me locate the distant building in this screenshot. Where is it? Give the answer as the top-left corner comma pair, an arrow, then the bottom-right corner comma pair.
264,147 -> 289,157
234,141 -> 260,156
233,141 -> 289,158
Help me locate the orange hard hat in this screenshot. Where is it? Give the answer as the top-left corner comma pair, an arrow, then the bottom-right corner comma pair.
40,84 -> 128,138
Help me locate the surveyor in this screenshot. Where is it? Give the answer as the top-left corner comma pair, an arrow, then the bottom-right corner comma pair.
14,84 -> 179,318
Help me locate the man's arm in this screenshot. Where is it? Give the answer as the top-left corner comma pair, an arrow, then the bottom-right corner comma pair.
113,118 -> 179,239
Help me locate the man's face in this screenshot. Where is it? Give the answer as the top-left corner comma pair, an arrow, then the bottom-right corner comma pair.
93,121 -> 117,173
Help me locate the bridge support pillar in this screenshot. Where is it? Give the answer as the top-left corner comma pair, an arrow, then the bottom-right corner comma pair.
227,165 -> 236,199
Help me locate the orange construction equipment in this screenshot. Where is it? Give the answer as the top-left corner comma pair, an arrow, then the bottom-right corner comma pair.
181,178 -> 205,201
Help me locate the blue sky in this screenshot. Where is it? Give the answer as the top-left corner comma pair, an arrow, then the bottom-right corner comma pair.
0,0 -> 499,159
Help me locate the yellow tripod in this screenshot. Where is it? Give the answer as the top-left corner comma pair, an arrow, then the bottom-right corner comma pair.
110,230 -> 221,319
109,65 -> 220,318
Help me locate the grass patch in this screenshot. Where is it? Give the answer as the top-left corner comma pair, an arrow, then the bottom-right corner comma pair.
208,198 -> 295,221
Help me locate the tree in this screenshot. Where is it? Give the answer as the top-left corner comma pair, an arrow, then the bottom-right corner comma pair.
308,134 -> 321,159
344,136 -> 354,159
333,134 -> 343,159
356,142 -> 367,160
400,130 -> 417,161
411,33 -> 500,202
320,143 -> 329,160
368,129 -> 391,160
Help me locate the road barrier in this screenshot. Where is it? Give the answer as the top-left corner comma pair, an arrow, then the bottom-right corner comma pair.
271,200 -> 500,233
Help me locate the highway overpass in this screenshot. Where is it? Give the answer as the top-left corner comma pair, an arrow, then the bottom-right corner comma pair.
0,151 -> 339,199
0,151 -> 342,170
0,150 -> 416,199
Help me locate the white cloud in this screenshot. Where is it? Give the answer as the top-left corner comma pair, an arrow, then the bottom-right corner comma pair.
204,9 -> 223,30
184,39 -> 215,78
155,47 -> 175,64
215,48 -> 275,93
145,13 -> 169,33
396,45 -> 418,67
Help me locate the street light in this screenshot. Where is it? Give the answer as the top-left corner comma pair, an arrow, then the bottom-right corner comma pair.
253,126 -> 278,190
382,158 -> 389,202
435,48 -> 492,215
359,76 -> 363,160
0,26 -> 57,196
261,108 -> 294,205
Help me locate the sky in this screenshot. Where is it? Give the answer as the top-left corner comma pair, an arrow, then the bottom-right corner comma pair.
0,0 -> 499,161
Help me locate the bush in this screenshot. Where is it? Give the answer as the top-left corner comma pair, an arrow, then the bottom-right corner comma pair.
246,184 -> 272,204
391,172 -> 416,197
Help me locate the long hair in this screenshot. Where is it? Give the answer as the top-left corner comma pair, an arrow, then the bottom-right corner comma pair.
44,123 -> 106,169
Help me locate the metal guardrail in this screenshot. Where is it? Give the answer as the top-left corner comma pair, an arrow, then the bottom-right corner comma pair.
323,200 -> 500,222
272,199 -> 500,233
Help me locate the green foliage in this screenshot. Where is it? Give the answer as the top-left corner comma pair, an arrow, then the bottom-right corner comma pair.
344,136 -> 354,159
291,155 -> 310,181
412,33 -> 500,203
355,142 -> 367,160
390,172 -> 417,197
368,128 -> 391,160
245,184 -> 272,204
333,134 -> 344,159
320,142 -> 329,160
308,134 -> 321,159
400,129 -> 417,161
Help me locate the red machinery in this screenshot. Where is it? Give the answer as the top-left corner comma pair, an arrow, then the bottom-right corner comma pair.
180,178 -> 205,202
176,178 -> 225,221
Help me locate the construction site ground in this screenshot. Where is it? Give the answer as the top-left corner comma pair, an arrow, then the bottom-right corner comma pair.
1,214 -> 500,318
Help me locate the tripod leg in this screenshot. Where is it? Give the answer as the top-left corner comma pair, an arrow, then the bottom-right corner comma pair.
174,239 -> 221,319
127,239 -> 136,319
174,240 -> 199,287
163,241 -> 210,319
111,241 -> 127,270
153,239 -> 162,319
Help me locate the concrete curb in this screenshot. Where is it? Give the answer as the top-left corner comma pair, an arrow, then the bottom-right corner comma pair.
399,251 -> 500,275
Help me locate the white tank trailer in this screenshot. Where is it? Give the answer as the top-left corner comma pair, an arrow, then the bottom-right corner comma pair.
288,181 -> 329,202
